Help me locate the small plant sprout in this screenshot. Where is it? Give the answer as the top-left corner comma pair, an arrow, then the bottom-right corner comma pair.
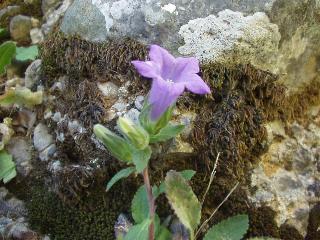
94,45 -> 278,240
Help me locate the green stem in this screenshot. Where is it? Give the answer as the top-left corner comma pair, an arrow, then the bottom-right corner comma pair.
142,167 -> 155,240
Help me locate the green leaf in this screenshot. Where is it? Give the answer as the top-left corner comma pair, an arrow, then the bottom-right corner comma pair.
132,185 -> 150,223
0,87 -> 43,108
106,167 -> 135,192
132,146 -> 152,173
131,185 -> 159,223
155,170 -> 196,198
180,170 -> 196,181
15,45 -> 38,61
165,170 -> 201,239
0,41 -> 16,75
150,124 -> 185,143
124,219 -> 150,240
203,215 -> 249,240
0,28 -> 9,39
0,150 -> 16,183
139,102 -> 174,135
156,226 -> 172,240
93,124 -> 133,163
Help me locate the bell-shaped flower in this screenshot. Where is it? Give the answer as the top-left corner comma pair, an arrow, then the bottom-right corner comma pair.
132,45 -> 210,120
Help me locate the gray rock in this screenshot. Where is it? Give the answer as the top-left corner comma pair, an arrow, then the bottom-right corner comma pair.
134,95 -> 144,110
25,60 -> 42,89
33,123 -> 54,152
178,10 -> 280,70
9,15 -> 32,44
30,28 -> 44,44
250,121 -> 320,236
6,137 -> 33,177
61,0 -> 272,51
60,0 -> 108,42
97,81 -> 119,98
39,144 -> 56,161
42,0 -> 73,35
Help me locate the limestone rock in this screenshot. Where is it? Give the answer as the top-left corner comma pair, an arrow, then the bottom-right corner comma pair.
30,28 -> 44,44
33,123 -> 54,152
60,0 -> 108,42
178,10 -> 280,71
61,0 -> 273,51
6,137 -> 33,177
42,0 -> 73,35
9,15 -> 32,44
97,81 -> 119,98
250,121 -> 320,236
25,60 -> 42,89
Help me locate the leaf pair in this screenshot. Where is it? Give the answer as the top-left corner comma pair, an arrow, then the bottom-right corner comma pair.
0,41 -> 39,75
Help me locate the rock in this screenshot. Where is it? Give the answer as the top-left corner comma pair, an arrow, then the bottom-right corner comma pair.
9,15 -> 32,44
42,0 -> 73,35
61,0 -> 272,50
30,28 -> 44,44
42,0 -> 62,16
250,121 -> 320,236
134,95 -> 144,110
97,81 -> 119,98
0,6 -> 21,28
6,137 -> 33,177
123,108 -> 140,124
25,60 -> 42,89
60,0 -> 108,42
178,10 -> 280,70
39,144 -> 56,161
33,123 -> 54,152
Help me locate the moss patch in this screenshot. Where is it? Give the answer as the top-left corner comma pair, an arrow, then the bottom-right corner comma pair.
27,179 -> 138,240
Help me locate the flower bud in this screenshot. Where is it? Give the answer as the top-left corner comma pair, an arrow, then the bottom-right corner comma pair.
117,117 -> 150,150
93,124 -> 132,163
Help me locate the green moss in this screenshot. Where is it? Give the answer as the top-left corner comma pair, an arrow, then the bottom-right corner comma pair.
27,179 -> 138,240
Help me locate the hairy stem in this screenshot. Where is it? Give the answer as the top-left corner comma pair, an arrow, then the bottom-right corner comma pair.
142,167 -> 155,240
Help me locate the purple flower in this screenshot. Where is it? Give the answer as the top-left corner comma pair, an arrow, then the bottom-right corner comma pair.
132,45 -> 211,120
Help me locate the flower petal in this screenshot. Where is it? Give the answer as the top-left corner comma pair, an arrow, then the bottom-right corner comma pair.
131,60 -> 160,78
184,74 -> 211,94
172,57 -> 200,82
149,45 -> 175,79
148,79 -> 185,120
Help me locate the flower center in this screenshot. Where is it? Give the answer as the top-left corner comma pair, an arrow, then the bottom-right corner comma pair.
166,79 -> 174,84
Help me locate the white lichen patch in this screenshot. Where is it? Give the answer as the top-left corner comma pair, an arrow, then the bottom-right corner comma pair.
161,3 -> 177,14
250,120 -> 320,236
178,9 -> 280,71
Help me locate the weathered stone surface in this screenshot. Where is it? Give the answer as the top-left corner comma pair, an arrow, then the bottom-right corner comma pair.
42,0 -> 73,35
178,10 -> 280,71
25,60 -> 42,89
33,123 -> 54,152
61,0 -> 273,50
60,0 -> 108,42
250,117 -> 320,236
9,15 -> 32,44
7,137 -> 33,177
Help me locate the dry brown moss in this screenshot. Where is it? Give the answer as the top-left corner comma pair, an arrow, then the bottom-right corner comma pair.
40,32 -> 148,90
